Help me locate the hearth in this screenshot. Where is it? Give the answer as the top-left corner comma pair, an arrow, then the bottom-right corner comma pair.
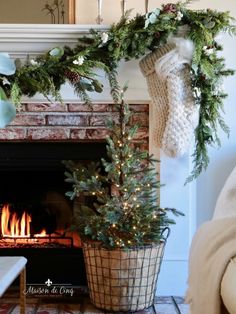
0,141 -> 106,286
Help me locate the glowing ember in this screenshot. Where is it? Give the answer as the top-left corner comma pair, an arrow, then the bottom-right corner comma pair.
35,229 -> 47,237
1,204 -> 46,238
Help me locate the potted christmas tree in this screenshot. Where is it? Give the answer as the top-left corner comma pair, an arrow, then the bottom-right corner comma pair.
64,88 -> 182,312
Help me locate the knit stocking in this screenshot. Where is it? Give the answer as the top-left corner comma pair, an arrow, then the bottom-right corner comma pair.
139,43 -> 175,149
140,38 -> 199,157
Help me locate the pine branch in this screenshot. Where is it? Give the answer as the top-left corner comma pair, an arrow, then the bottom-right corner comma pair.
108,70 -> 121,104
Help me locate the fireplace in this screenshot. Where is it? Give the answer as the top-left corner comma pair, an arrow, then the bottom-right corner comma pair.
0,141 -> 107,286
0,101 -> 148,288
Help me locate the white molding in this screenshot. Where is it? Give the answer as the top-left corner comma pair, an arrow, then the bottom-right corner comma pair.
0,24 -> 109,56
188,151 -> 197,246
0,24 -> 109,39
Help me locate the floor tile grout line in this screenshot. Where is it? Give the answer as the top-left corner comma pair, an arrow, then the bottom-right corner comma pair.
171,296 -> 181,314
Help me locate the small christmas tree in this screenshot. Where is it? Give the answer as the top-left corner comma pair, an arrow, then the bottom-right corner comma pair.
64,88 -> 182,248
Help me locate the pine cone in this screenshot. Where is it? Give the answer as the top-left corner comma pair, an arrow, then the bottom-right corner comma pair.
162,3 -> 177,13
64,70 -> 80,84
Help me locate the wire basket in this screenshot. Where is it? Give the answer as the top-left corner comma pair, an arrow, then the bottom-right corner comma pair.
83,228 -> 170,312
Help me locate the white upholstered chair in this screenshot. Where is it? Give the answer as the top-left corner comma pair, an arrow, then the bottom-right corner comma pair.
213,166 -> 236,314
0,256 -> 27,314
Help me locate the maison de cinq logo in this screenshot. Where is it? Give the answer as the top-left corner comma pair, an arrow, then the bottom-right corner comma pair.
24,278 -> 74,296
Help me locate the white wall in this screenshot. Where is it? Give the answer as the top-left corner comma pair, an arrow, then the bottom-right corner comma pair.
195,1 -> 236,226
75,0 -> 174,24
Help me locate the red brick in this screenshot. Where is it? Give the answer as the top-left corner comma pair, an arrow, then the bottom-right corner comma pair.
139,143 -> 149,151
134,127 -> 149,140
26,103 -> 67,112
68,104 -> 112,112
0,128 -> 26,140
112,104 -> 149,112
19,104 -> 27,111
132,142 -> 149,151
86,128 -> 110,140
70,128 -> 110,140
70,129 -> 87,140
130,104 -> 149,112
27,128 -> 69,140
130,113 -> 149,127
89,114 -> 118,126
11,114 -> 46,126
47,115 -> 88,126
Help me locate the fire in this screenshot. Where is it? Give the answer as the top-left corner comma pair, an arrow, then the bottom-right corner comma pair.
35,229 -> 47,237
0,204 -> 77,248
1,204 -> 46,238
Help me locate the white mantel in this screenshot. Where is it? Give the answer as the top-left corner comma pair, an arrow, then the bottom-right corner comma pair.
0,24 -> 195,296
0,24 -> 107,55
0,24 -> 150,103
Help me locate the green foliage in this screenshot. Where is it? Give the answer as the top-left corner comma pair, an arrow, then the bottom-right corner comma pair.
0,2 -> 234,181
64,92 -> 183,248
186,42 -> 234,183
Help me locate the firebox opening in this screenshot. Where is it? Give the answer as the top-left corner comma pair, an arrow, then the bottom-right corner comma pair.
0,142 -> 107,285
0,142 -> 107,247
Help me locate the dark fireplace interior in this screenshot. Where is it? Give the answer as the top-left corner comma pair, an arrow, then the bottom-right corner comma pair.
0,142 -> 107,286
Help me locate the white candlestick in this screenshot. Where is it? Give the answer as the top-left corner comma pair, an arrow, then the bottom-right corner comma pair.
121,0 -> 127,17
145,0 -> 149,14
96,0 -> 103,24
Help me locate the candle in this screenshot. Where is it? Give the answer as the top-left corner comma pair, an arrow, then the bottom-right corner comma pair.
121,0 -> 127,17
145,0 -> 149,14
96,0 -> 103,24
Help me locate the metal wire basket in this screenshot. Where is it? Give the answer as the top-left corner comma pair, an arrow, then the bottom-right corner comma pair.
83,228 -> 170,312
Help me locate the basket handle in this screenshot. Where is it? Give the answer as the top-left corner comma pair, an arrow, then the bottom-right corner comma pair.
161,227 -> 171,241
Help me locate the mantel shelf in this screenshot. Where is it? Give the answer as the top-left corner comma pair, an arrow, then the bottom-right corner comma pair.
0,24 -> 149,103
0,24 -> 109,56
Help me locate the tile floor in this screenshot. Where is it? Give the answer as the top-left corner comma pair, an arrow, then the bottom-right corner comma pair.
0,293 -> 189,314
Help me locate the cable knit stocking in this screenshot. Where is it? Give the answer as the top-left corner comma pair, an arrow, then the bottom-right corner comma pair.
139,43 -> 175,149
140,38 -> 199,157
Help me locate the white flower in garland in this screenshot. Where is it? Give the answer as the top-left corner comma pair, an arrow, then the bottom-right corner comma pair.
101,32 -> 109,44
175,11 -> 183,21
73,56 -> 84,66
203,46 -> 214,56
193,87 -> 201,98
30,59 -> 39,66
2,77 -> 10,85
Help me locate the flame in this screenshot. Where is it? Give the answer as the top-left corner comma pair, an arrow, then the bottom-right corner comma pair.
1,204 -> 45,238
0,205 -> 76,247
35,229 -> 47,237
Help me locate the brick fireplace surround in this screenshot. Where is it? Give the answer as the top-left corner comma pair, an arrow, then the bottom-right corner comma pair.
0,103 -> 149,144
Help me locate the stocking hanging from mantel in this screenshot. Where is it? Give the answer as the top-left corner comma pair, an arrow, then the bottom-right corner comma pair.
140,38 -> 199,158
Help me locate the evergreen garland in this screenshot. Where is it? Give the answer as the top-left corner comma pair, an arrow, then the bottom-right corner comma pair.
0,1 -> 235,181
